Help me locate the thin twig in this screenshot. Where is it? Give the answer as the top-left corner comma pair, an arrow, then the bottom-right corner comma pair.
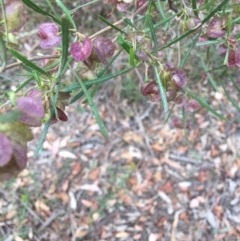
169,153 -> 197,164
38,210 -> 64,232
1,54 -> 61,73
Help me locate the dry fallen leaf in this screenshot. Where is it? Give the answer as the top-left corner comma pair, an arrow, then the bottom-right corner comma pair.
148,233 -> 159,241
115,231 -> 129,238
123,131 -> 143,144
68,191 -> 77,210
72,162 -> 82,176
78,184 -> 102,194
35,199 -> 51,216
59,150 -> 77,159
189,198 -> 199,209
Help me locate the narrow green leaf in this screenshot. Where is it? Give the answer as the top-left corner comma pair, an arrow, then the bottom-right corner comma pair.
129,48 -> 135,66
46,0 -> 60,18
229,76 -> 240,94
154,65 -> 168,112
124,18 -> 140,31
58,57 -> 74,83
59,16 -> 69,75
146,14 -> 158,56
227,14 -> 232,38
179,33 -> 200,68
144,13 -> 178,34
70,0 -> 100,13
70,86 -> 92,104
9,49 -> 51,77
221,81 -> 240,111
185,87 -> 228,120
233,17 -> 240,24
196,39 -> 223,46
117,34 -> 131,53
85,66 -> 134,86
97,49 -> 122,77
192,0 -> 198,16
200,0 -> 228,23
34,110 -> 53,157
99,15 -> 126,35
164,103 -> 175,124
0,0 -> 8,45
22,0 -> 61,24
156,0 -> 167,20
56,0 -> 76,30
82,84 -> 100,104
198,54 -> 218,91
0,33 -> 7,69
195,0 -> 216,11
15,76 -> 34,93
32,71 -> 42,89
147,0 -> 154,13
64,66 -> 134,92
71,68 -> 109,137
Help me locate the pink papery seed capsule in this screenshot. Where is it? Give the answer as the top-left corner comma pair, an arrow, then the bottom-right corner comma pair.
50,107 -> 68,125
187,16 -> 202,31
186,99 -> 200,112
172,118 -> 191,129
182,16 -> 202,33
117,2 -> 130,11
38,22 -> 61,49
170,68 -> 188,90
166,88 -> 177,102
135,49 -> 149,61
227,48 -> 240,68
0,142 -> 28,182
70,38 -> 92,62
3,0 -> 27,32
207,17 -> 226,38
0,132 -> 12,167
175,95 -> 187,107
92,37 -> 116,65
16,97 -> 45,127
218,44 -> 227,57
141,80 -> 161,102
27,89 -> 44,102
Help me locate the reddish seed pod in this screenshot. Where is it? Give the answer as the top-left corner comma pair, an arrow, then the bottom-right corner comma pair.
38,22 -> 61,49
0,122 -> 32,181
227,48 -> 240,68
207,17 -> 226,38
169,68 -> 188,90
187,16 -> 202,30
117,2 -> 130,11
92,37 -> 116,65
140,80 -> 161,102
0,132 -> 12,167
166,88 -> 177,102
2,0 -> 27,32
16,96 -> 45,127
186,99 -> 200,112
70,38 -> 93,62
